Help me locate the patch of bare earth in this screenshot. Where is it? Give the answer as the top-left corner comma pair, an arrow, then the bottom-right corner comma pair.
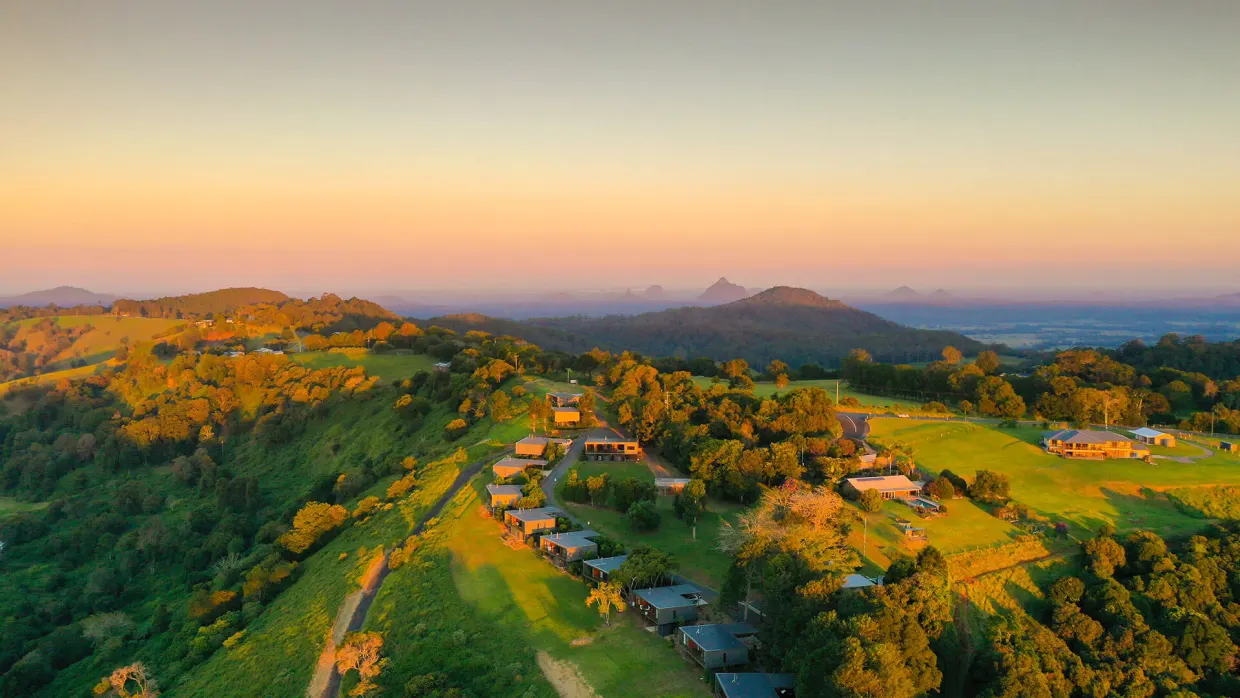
537,651 -> 599,698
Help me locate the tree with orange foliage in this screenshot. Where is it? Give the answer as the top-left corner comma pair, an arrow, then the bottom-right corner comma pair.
335,631 -> 388,697
93,663 -> 158,697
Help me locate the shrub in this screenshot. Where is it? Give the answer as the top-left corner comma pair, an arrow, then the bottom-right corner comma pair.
627,500 -> 661,531
925,401 -> 949,414
858,488 -> 884,513
278,502 -> 349,555
970,470 -> 1011,504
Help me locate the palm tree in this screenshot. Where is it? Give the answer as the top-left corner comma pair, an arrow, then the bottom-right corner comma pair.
585,581 -> 625,626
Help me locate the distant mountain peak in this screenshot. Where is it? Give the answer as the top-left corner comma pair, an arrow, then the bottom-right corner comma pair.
0,286 -> 118,309
644,285 -> 665,297
698,277 -> 750,305
887,286 -> 922,299
729,286 -> 848,309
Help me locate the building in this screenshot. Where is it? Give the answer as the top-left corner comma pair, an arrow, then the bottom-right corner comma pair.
433,362 -> 451,372
539,529 -> 600,563
844,475 -> 922,500
679,623 -> 759,670
486,484 -> 524,509
1044,430 -> 1151,459
633,584 -> 705,636
1221,441 -> 1238,453
552,407 -> 582,427
502,507 -> 561,538
1131,428 -> 1176,448
583,555 -> 628,582
515,435 -> 573,458
584,428 -> 643,462
547,391 -> 583,407
655,478 -> 692,495
491,456 -> 549,479
713,673 -> 797,698
841,574 -> 882,590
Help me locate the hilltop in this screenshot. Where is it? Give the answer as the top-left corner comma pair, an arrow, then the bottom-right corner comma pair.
0,286 -> 117,309
435,286 -> 987,366
696,277 -> 750,305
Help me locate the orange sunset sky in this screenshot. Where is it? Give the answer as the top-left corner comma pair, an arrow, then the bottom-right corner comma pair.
2,1 -> 1239,295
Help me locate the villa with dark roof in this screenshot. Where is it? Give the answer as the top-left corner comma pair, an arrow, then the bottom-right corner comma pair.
713,673 -> 797,698
502,506 -> 561,538
1044,429 -> 1150,459
633,584 -> 705,636
584,428 -> 643,462
583,555 -> 628,582
514,435 -> 573,458
679,623 -> 759,670
539,529 -> 601,563
491,456 -> 549,479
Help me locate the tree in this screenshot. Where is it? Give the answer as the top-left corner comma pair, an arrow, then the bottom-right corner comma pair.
969,470 -> 1010,504
1082,535 -> 1126,579
586,474 -> 610,506
585,581 -> 626,625
673,479 -> 707,531
278,502 -> 349,554
488,390 -> 512,422
975,350 -> 1002,375
769,360 -> 790,388
942,346 -> 963,365
627,500 -> 661,531
929,477 -> 955,500
95,663 -> 158,697
612,545 -> 679,589
859,488 -> 884,512
335,631 -> 388,697
577,391 -> 599,428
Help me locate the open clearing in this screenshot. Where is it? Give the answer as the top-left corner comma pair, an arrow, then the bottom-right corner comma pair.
868,418 -> 1240,537
0,497 -> 48,520
290,349 -> 437,382
691,377 -> 938,414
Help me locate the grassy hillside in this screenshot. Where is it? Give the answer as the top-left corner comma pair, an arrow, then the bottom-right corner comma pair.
365,477 -> 710,698
868,418 -> 1240,537
290,349 -> 437,383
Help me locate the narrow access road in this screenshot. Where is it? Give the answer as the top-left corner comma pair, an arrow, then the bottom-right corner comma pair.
310,453 -> 496,698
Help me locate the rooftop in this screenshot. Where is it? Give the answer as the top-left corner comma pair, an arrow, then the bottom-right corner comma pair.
583,555 -> 628,573
680,623 -> 758,652
517,435 -> 572,446
505,507 -> 561,522
842,574 -> 881,589
584,427 -> 639,443
540,529 -> 600,549
1131,427 -> 1168,439
635,584 -> 703,609
492,456 -> 549,469
655,478 -> 692,485
1046,429 -> 1135,444
486,484 -> 524,497
714,673 -> 797,698
548,391 -> 583,399
845,475 -> 920,493
552,406 -> 580,414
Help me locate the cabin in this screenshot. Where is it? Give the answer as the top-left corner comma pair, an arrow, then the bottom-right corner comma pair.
583,555 -> 628,582
552,407 -> 582,427
539,529 -> 600,564
1222,441 -> 1239,453
514,435 -> 573,458
655,478 -> 692,495
633,584 -> 705,636
491,456 -> 549,479
894,518 -> 928,541
1131,427 -> 1175,448
713,673 -> 797,698
486,484 -> 524,509
679,623 -> 759,670
845,475 -> 922,500
1044,429 -> 1150,459
584,428 -> 643,462
547,391 -> 583,407
502,507 -> 561,538
433,362 -> 451,373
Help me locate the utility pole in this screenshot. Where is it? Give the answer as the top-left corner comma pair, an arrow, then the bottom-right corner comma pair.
862,516 -> 868,562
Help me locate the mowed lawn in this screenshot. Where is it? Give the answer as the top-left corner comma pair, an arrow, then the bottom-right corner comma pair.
0,497 -> 47,519
846,494 -> 1023,570
555,462 -> 740,589
868,418 -> 1240,536
290,349 -> 436,382
691,377 -> 934,413
440,479 -> 710,697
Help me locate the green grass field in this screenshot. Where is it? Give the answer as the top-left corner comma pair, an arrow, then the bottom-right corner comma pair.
0,497 -> 47,519
554,462 -> 741,589
290,349 -> 437,382
398,478 -> 710,697
868,418 -> 1240,537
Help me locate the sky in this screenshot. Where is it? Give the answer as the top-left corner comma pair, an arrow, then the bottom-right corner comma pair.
2,1 -> 1239,297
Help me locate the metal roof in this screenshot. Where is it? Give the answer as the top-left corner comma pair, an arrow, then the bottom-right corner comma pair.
517,435 -> 572,446
505,507 -> 561,522
714,673 -> 797,698
634,584 -> 702,609
655,478 -> 691,485
583,555 -> 628,573
842,574 -> 880,589
540,530 -> 599,550
845,475 -> 920,493
680,623 -> 758,652
1131,427 -> 1167,439
584,427 -> 638,443
492,456 -> 549,470
486,484 -> 524,497
1046,429 -> 1134,444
